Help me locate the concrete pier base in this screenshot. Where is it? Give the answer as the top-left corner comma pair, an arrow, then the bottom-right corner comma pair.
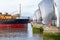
31,22 -> 60,33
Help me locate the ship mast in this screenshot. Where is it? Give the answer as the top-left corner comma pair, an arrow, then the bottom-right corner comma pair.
17,4 -> 21,18
20,4 -> 21,17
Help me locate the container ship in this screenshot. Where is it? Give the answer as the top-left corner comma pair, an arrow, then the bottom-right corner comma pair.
0,4 -> 29,31
0,12 -> 29,30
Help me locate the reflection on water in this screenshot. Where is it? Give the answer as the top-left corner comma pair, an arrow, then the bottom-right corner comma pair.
0,23 -> 43,40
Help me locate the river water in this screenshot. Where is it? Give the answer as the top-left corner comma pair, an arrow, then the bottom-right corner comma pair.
0,23 -> 43,40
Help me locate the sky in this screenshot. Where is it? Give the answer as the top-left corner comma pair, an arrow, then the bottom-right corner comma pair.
0,0 -> 42,17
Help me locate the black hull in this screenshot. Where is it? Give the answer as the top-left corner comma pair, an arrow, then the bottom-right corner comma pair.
0,19 -> 29,29
0,19 -> 29,24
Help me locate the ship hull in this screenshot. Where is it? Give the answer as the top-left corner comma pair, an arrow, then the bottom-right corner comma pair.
0,24 -> 27,30
0,19 -> 29,30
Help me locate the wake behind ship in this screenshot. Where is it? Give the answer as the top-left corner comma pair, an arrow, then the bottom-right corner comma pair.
0,13 -> 29,30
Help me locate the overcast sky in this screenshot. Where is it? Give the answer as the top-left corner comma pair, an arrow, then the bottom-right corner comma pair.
0,0 -> 42,17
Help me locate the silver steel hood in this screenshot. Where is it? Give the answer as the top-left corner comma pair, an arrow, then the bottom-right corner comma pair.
54,0 -> 60,27
38,0 -> 55,25
33,9 -> 42,23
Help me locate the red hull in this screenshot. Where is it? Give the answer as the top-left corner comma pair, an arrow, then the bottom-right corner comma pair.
0,24 -> 27,30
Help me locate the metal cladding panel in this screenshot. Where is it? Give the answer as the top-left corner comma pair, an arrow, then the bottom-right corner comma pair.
35,9 -> 41,20
33,9 -> 42,23
39,0 -> 55,25
54,0 -> 60,17
54,0 -> 60,27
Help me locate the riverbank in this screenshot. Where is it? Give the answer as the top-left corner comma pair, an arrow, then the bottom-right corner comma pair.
43,33 -> 60,40
33,27 -> 43,33
31,22 -> 43,33
31,22 -> 60,40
